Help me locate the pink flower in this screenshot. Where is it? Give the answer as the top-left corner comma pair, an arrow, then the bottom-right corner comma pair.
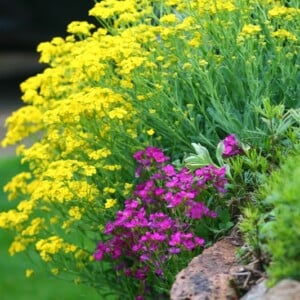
162,164 -> 176,176
145,146 -> 169,163
135,267 -> 149,280
222,134 -> 243,157
94,146 -> 228,299
195,237 -> 205,246
169,232 -> 182,246
169,247 -> 181,254
94,242 -> 106,260
151,232 -> 167,241
188,201 -> 210,219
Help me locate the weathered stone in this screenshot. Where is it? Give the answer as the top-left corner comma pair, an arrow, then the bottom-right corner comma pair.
261,279 -> 300,300
170,238 -> 239,300
240,280 -> 267,300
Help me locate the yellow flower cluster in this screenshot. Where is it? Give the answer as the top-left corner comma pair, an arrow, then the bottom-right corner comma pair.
67,21 -> 95,36
3,172 -> 31,200
268,5 -> 300,20
272,29 -> 298,42
193,0 -> 236,14
89,0 -> 153,27
104,198 -> 117,209
1,106 -> 43,146
241,24 -> 262,37
35,236 -> 77,261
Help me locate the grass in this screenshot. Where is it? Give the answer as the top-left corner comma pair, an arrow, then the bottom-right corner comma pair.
0,156 -> 101,300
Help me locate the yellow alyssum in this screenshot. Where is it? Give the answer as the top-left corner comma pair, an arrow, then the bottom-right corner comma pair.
68,206 -> 84,220
1,106 -> 43,146
21,218 -> 45,236
9,236 -> 35,255
268,6 -> 300,20
271,29 -> 298,42
240,24 -> 262,37
25,269 -> 34,278
3,172 -> 31,201
0,210 -> 29,229
88,148 -> 112,160
104,198 -> 117,209
35,236 -> 77,262
193,0 -> 236,14
67,21 -> 95,36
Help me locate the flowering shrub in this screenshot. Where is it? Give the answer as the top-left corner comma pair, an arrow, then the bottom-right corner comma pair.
0,0 -> 299,298
94,146 -> 227,298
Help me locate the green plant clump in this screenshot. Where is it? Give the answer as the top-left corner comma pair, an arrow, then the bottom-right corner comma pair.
260,153 -> 300,286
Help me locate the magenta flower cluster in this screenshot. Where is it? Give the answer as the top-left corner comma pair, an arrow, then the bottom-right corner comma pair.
222,134 -> 243,157
94,146 -> 229,297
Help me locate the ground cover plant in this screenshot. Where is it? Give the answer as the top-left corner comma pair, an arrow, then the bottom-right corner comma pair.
0,0 -> 299,299
261,153 -> 300,286
239,150 -> 300,288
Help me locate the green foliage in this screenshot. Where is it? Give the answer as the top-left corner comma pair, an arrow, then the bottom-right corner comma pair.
259,154 -> 300,286
240,149 -> 300,287
1,0 -> 300,297
239,205 -> 269,262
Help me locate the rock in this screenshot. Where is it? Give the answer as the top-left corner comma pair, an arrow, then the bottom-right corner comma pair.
240,280 -> 267,300
261,279 -> 300,300
170,238 -> 239,300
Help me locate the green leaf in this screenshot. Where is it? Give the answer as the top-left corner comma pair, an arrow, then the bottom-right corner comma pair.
216,141 -> 224,166
184,143 -> 214,170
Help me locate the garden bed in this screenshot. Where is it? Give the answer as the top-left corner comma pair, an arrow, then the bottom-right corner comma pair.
0,1 -> 300,299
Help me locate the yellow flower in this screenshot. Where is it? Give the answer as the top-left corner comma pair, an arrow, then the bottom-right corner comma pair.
0,210 -> 29,229
105,198 -> 117,209
183,63 -> 193,70
160,14 -> 178,24
25,269 -> 34,278
22,218 -> 45,236
62,220 -> 74,230
67,21 -> 95,36
137,95 -> 145,100
35,236 -> 64,261
123,183 -> 133,196
3,172 -> 31,201
9,240 -> 26,255
271,29 -> 297,42
102,164 -> 122,171
108,107 -> 128,119
147,128 -> 155,136
199,59 -> 208,67
195,0 -> 236,14
268,6 -> 300,20
64,243 -> 77,253
68,206 -> 83,220
103,187 -> 116,194
1,106 -> 43,146
51,268 -> 59,275
240,24 -> 262,37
